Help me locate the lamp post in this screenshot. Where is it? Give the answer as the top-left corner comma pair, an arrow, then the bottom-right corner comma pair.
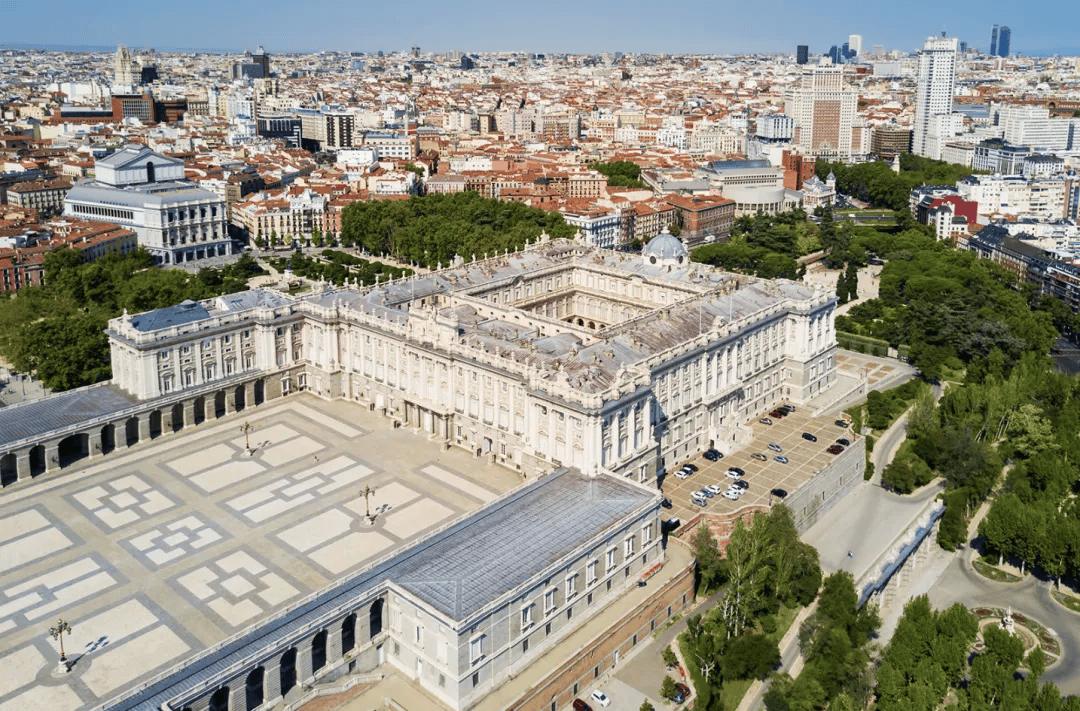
240,420 -> 254,455
49,618 -> 72,672
361,485 -> 377,525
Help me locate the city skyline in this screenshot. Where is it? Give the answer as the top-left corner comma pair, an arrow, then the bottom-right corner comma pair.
0,0 -> 1077,56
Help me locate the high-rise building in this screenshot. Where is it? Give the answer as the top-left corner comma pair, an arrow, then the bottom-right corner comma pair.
848,34 -> 863,57
796,45 -> 809,64
990,25 -> 999,56
828,46 -> 841,64
997,26 -> 1011,57
959,41 -> 968,54
114,45 -> 136,87
784,66 -> 858,159
913,36 -> 959,159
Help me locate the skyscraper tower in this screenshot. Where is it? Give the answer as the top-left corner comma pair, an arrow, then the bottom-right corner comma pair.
114,45 -> 135,87
913,36 -> 958,158
997,26 -> 1011,57
796,45 -> 809,64
990,25 -> 999,56
848,34 -> 863,57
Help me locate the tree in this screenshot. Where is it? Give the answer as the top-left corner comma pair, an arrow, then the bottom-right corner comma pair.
722,633 -> 781,680
1008,403 -> 1058,456
835,269 -> 850,305
660,675 -> 678,700
691,523 -> 725,592
662,645 -> 679,668
844,262 -> 859,302
1028,646 -> 1046,679
979,493 -> 1026,566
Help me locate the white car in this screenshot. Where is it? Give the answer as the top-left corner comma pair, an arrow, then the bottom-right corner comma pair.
690,492 -> 707,506
705,484 -> 724,495
591,691 -> 612,708
723,489 -> 741,500
725,469 -> 742,480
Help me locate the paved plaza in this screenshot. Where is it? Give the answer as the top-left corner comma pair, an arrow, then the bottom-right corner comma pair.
0,395 -> 522,711
662,409 -> 853,522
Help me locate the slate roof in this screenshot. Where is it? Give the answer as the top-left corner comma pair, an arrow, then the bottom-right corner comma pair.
129,300 -> 210,332
0,383 -> 139,448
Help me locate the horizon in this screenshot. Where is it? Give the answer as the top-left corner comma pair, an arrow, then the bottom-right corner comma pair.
1,0 -> 1078,57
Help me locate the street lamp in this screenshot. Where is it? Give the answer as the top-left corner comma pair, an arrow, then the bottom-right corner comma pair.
240,420 -> 254,455
361,485 -> 377,525
49,618 -> 72,672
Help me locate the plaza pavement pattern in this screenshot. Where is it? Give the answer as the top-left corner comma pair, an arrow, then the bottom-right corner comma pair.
0,396 -> 521,711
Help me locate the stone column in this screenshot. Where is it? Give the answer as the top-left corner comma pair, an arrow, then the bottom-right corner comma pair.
297,637 -> 314,682
89,430 -> 103,459
244,381 -> 256,409
227,390 -> 238,415
117,421 -> 133,448
328,625 -> 343,663
44,442 -> 59,474
228,683 -> 249,711
16,450 -> 31,481
138,415 -> 152,442
263,657 -> 282,704
205,397 -> 216,422
184,401 -> 196,428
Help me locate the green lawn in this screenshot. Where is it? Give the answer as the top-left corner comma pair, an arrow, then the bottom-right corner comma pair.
973,557 -> 1023,583
1052,589 -> 1080,614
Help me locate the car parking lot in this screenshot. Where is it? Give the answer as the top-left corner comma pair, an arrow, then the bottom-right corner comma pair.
661,406 -> 854,523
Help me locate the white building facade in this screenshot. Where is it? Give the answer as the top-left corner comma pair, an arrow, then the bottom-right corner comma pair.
912,36 -> 959,159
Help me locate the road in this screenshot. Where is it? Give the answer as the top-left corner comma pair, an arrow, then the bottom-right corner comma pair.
927,549 -> 1080,695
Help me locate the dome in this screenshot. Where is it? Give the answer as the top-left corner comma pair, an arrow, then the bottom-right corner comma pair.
643,228 -> 688,266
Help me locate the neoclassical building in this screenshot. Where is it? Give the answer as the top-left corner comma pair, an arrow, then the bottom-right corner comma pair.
106,231 -> 838,482
64,145 -> 234,265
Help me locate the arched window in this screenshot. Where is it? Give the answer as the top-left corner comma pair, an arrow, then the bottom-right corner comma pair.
245,667 -> 264,709
369,599 -> 384,637
311,630 -> 328,673
279,648 -> 297,696
146,161 -> 156,183
342,613 -> 357,653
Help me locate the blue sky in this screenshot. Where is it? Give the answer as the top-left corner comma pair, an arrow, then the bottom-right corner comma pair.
1,0 -> 1076,56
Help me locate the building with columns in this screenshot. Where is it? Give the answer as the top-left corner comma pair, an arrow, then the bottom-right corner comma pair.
64,145 -> 234,265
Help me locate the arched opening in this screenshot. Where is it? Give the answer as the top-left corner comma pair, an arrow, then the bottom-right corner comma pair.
369,599 -> 384,638
588,321 -> 596,330
193,396 -> 206,425
125,417 -> 139,447
170,403 -> 184,433
576,318 -> 584,326
149,410 -> 163,439
279,648 -> 297,697
214,391 -> 227,418
57,433 -> 90,468
311,630 -> 328,673
100,424 -> 116,455
145,161 -> 156,183
341,613 -> 357,654
29,445 -> 45,477
254,379 -> 265,406
245,666 -> 264,709
208,686 -> 229,711
0,453 -> 16,487
234,385 -> 246,412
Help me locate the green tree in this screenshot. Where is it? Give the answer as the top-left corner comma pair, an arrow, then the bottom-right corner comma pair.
640,701 -> 655,711
662,645 -> 679,668
691,523 -> 725,592
979,493 -> 1026,566
722,633 -> 781,680
1028,646 -> 1046,679
661,675 -> 678,700
844,262 -> 859,302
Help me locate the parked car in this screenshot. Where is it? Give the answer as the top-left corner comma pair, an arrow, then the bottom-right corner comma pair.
801,432 -> 817,442
768,442 -> 783,452
751,452 -> 768,462
836,438 -> 851,446
691,492 -> 707,506
733,479 -> 749,490
827,444 -> 844,455
699,487 -> 714,499
676,683 -> 692,700
727,466 -> 745,477
703,449 -> 723,461
780,405 -> 796,413
590,691 -> 611,708
722,489 -> 740,501
759,417 -> 773,425
705,484 -> 724,495
835,419 -> 849,428
663,518 -> 681,531
660,498 -> 673,509
771,488 -> 788,499
774,455 -> 789,464
725,469 -> 742,480
769,409 -> 786,418
674,467 -> 692,480
573,700 -> 593,711
684,463 -> 699,472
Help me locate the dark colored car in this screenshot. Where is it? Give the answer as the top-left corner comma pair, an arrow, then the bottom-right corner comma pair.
673,683 -> 692,703
684,463 -> 699,472
801,432 -> 817,442
827,444 -> 844,455
837,438 -> 851,446
835,419 -> 849,428
771,488 -> 788,499
733,480 -> 749,490
751,452 -> 768,461
769,409 -> 786,419
699,487 -> 714,499
573,700 -> 592,711
727,466 -> 745,477
703,449 -> 723,461
779,405 -> 795,414
660,497 -> 673,509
